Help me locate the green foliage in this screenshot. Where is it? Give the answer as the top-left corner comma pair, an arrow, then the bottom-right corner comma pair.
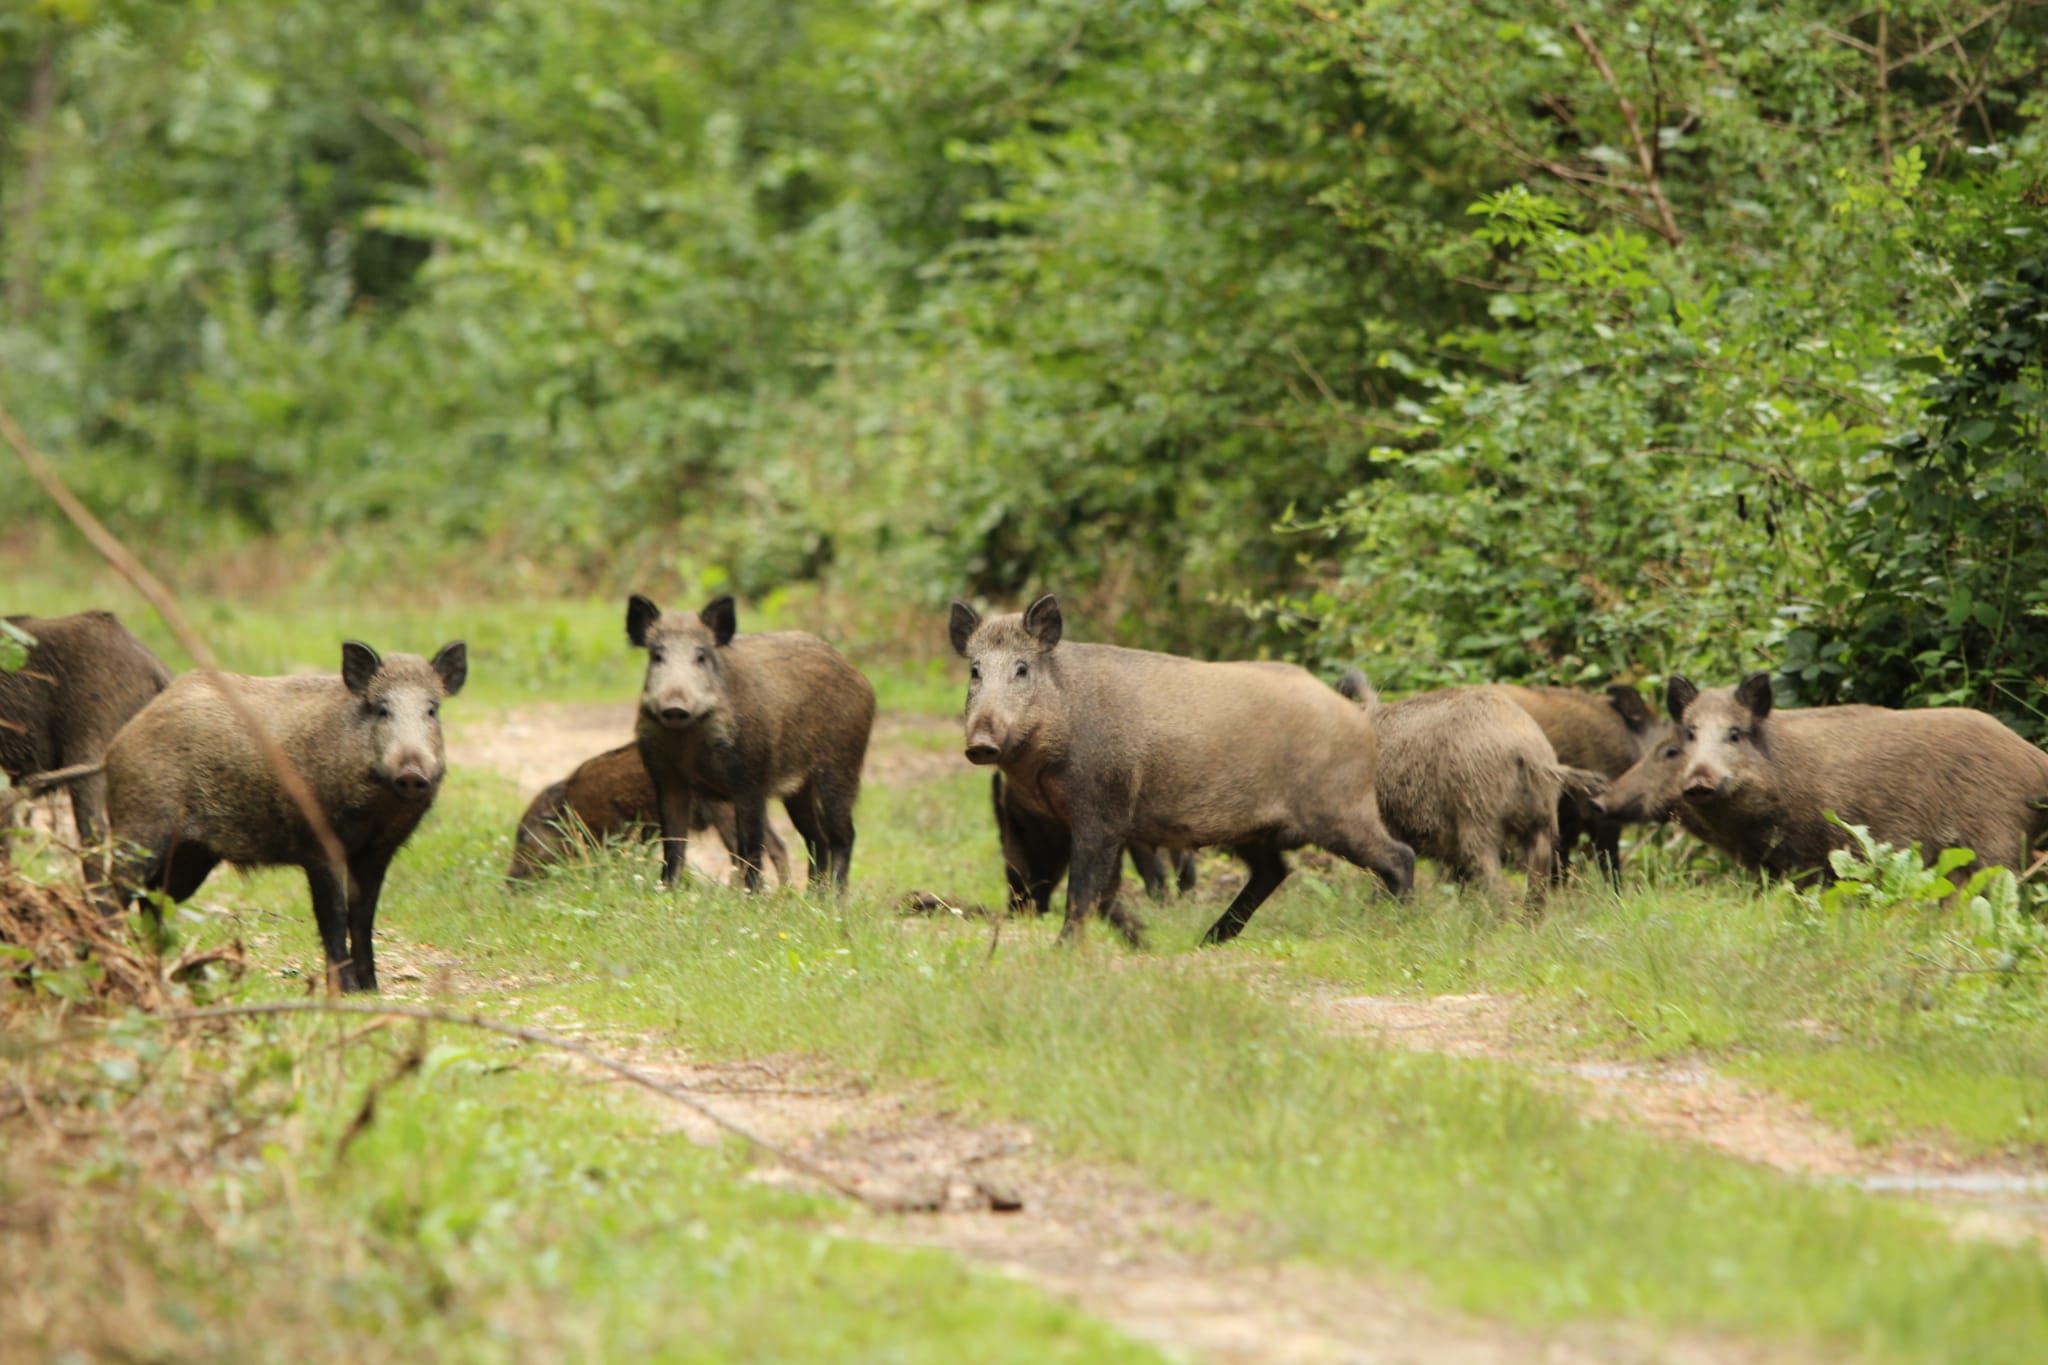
4,0 -> 2048,680
1801,239 -> 2048,737
0,618 -> 30,673
1807,814 -> 2048,1028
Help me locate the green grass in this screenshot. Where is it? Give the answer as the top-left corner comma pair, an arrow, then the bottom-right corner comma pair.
4,1009 -> 1155,1363
103,751 -> 2048,1365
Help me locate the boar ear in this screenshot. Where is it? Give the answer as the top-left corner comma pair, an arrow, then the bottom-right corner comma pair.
1664,675 -> 1698,724
1735,671 -> 1775,720
948,600 -> 981,658
1605,684 -> 1653,732
341,641 -> 382,697
626,594 -> 661,647
431,641 -> 468,697
699,595 -> 737,647
1022,594 -> 1063,649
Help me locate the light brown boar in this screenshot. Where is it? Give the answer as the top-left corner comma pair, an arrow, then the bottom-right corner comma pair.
1340,674 -> 1605,910
1641,673 -> 2048,879
1,611 -> 172,868
1498,683 -> 1670,883
629,594 -> 874,893
991,770 -> 1195,915
949,595 -> 1414,947
103,640 -> 466,993
505,741 -> 791,885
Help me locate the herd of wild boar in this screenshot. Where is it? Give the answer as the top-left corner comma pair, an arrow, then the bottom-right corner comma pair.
8,592 -> 2048,994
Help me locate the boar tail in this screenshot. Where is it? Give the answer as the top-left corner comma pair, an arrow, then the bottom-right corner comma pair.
1555,766 -> 1609,803
19,760 -> 103,795
1334,668 -> 1378,707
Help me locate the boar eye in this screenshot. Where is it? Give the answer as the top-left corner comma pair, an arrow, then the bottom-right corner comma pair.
374,701 -> 392,719
697,648 -> 711,665
649,647 -> 666,663
1014,661 -> 1029,680
969,663 -> 981,681
1727,727 -> 1743,743
427,701 -> 439,719
1662,744 -> 1681,759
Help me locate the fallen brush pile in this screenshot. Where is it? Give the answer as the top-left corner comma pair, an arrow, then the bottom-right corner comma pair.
0,864 -> 244,1011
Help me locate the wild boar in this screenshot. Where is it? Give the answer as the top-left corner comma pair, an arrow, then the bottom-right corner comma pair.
1638,673 -> 2048,879
1499,683 -> 1670,883
1341,674 -> 1605,909
1,611 -> 172,869
950,595 -> 1414,946
992,770 -> 1195,915
629,594 -> 874,892
505,741 -> 791,885
103,640 -> 466,993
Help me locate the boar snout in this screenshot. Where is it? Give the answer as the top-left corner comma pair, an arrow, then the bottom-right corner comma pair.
659,703 -> 694,729
965,731 -> 1001,765
392,765 -> 435,798
1682,765 -> 1726,802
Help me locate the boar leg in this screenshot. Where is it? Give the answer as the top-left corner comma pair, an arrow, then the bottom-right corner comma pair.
782,787 -> 829,887
1588,816 -> 1624,885
1200,843 -> 1290,945
67,771 -> 113,886
344,852 -> 390,993
649,774 -> 695,887
306,860 -> 357,992
1551,795 -> 1580,885
1325,821 -> 1417,901
1128,843 -> 1173,900
1173,848 -> 1198,896
1059,825 -> 1134,945
1518,826 -> 1554,917
815,771 -> 859,895
730,798 -> 774,892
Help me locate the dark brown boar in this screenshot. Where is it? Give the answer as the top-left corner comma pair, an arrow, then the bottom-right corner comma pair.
949,595 -> 1414,947
1341,674 -> 1605,910
1498,683 -> 1670,883
505,741 -> 791,885
103,640 -> 466,993
628,594 -> 874,893
991,771 -> 1195,915
1645,673 -> 2048,879
1,611 -> 172,868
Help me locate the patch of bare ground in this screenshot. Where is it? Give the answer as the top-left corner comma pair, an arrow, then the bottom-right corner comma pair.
1305,989 -> 2048,1250
582,1045 -> 1796,1365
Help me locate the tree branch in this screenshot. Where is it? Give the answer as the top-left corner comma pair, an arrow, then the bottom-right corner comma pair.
1562,11 -> 1683,243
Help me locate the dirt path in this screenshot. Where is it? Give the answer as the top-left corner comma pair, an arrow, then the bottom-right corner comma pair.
560,1044 -> 1790,1365
1307,989 -> 2048,1250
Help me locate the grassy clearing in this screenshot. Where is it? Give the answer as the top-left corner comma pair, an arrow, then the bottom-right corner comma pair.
93,754 -> 2045,1365
11,567 -> 2048,1360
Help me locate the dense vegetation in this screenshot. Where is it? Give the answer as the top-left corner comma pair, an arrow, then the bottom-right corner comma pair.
3,1 -> 2046,726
